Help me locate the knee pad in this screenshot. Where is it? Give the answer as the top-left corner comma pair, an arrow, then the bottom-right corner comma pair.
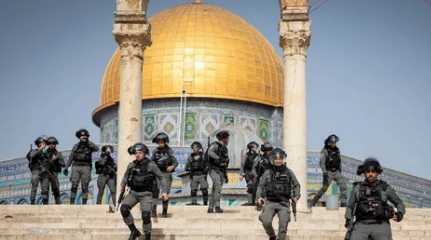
142,211 -> 151,224
120,204 -> 131,218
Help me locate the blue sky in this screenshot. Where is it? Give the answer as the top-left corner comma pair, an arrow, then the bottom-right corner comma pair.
0,0 -> 430,179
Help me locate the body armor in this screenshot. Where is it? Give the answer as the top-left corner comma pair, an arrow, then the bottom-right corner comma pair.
128,160 -> 155,192
153,147 -> 173,172
190,153 -> 206,174
265,166 -> 292,202
208,142 -> 229,169
325,147 -> 341,171
355,181 -> 394,221
73,143 -> 93,164
95,154 -> 116,176
244,153 -> 257,172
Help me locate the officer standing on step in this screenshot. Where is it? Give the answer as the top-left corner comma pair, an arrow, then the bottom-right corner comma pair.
345,158 -> 405,240
257,148 -> 300,240
151,132 -> 178,218
310,134 -> 347,207
207,130 -> 230,213
240,141 -> 260,206
185,141 -> 209,206
39,136 -> 64,204
120,143 -> 168,240
95,145 -> 117,207
26,136 -> 47,204
64,129 -> 99,204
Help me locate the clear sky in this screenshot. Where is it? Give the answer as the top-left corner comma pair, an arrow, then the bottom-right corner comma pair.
0,0 -> 430,179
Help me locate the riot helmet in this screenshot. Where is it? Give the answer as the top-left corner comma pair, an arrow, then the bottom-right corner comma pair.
270,148 -> 287,166
152,132 -> 170,144
34,135 -> 48,146
46,136 -> 59,145
357,157 -> 383,175
75,129 -> 90,138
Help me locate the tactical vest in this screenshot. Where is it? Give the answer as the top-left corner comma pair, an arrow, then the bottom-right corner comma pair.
153,147 -> 173,172
27,150 -> 42,171
355,181 -> 394,221
265,167 -> 292,202
244,153 -> 256,172
256,155 -> 271,178
207,142 -> 229,169
73,143 -> 93,164
95,155 -> 116,176
190,153 -> 205,174
325,147 -> 341,171
128,160 -> 155,192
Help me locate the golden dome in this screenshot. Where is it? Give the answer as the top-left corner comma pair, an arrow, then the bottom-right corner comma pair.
94,3 -> 283,124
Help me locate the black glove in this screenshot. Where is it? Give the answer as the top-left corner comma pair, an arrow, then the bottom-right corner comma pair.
63,169 -> 69,176
344,219 -> 351,228
395,212 -> 403,222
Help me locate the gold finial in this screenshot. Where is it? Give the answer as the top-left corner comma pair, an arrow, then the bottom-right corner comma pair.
192,0 -> 203,4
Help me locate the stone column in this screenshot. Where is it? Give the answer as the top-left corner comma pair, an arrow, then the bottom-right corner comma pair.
113,0 -> 151,197
279,1 -> 311,211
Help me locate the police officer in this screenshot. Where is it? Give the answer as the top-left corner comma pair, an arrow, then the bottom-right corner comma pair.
95,145 -> 117,207
207,130 -> 230,213
64,129 -> 99,204
256,148 -> 300,240
120,143 -> 169,240
39,136 -> 64,204
310,134 -> 347,207
185,141 -> 209,206
240,141 -> 260,206
256,142 -> 273,183
345,158 -> 405,240
151,132 -> 178,218
26,136 -> 48,204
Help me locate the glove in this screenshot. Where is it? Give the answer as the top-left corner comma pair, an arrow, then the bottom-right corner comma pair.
394,212 -> 403,222
63,169 -> 69,176
344,219 -> 351,228
323,172 -> 329,183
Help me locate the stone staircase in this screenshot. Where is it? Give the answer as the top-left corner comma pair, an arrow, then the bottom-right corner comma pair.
0,205 -> 430,240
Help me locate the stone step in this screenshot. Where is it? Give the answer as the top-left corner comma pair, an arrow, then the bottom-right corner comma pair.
1,206 -> 430,240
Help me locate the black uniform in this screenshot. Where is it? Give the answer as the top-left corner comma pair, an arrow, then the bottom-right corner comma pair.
345,159 -> 405,240
120,158 -> 168,240
65,140 -> 99,204
185,150 -> 209,205
39,147 -> 64,204
151,145 -> 178,217
310,135 -> 347,207
207,140 -> 229,212
95,150 -> 117,205
26,148 -> 44,204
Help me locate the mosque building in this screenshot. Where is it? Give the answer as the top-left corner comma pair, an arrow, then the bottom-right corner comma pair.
1,2 -> 430,208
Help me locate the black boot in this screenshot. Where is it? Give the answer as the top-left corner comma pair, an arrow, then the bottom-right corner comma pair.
128,229 -> 141,240
215,207 -> 223,213
269,236 -> 276,240
30,199 -> 35,205
161,201 -> 168,218
54,196 -> 61,205
207,207 -> 214,213
82,198 -> 88,205
127,224 -> 141,240
144,232 -> 151,240
202,189 -> 208,206
42,198 -> 49,205
151,205 -> 157,218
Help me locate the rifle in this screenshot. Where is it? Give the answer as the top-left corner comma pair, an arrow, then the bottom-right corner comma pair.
117,187 -> 128,212
291,199 -> 297,222
344,202 -> 357,240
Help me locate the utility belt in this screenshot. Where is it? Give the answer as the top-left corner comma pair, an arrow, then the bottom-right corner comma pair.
357,219 -> 389,225
73,162 -> 91,167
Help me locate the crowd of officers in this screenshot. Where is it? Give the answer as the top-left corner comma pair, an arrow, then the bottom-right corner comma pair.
26,130 -> 405,240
